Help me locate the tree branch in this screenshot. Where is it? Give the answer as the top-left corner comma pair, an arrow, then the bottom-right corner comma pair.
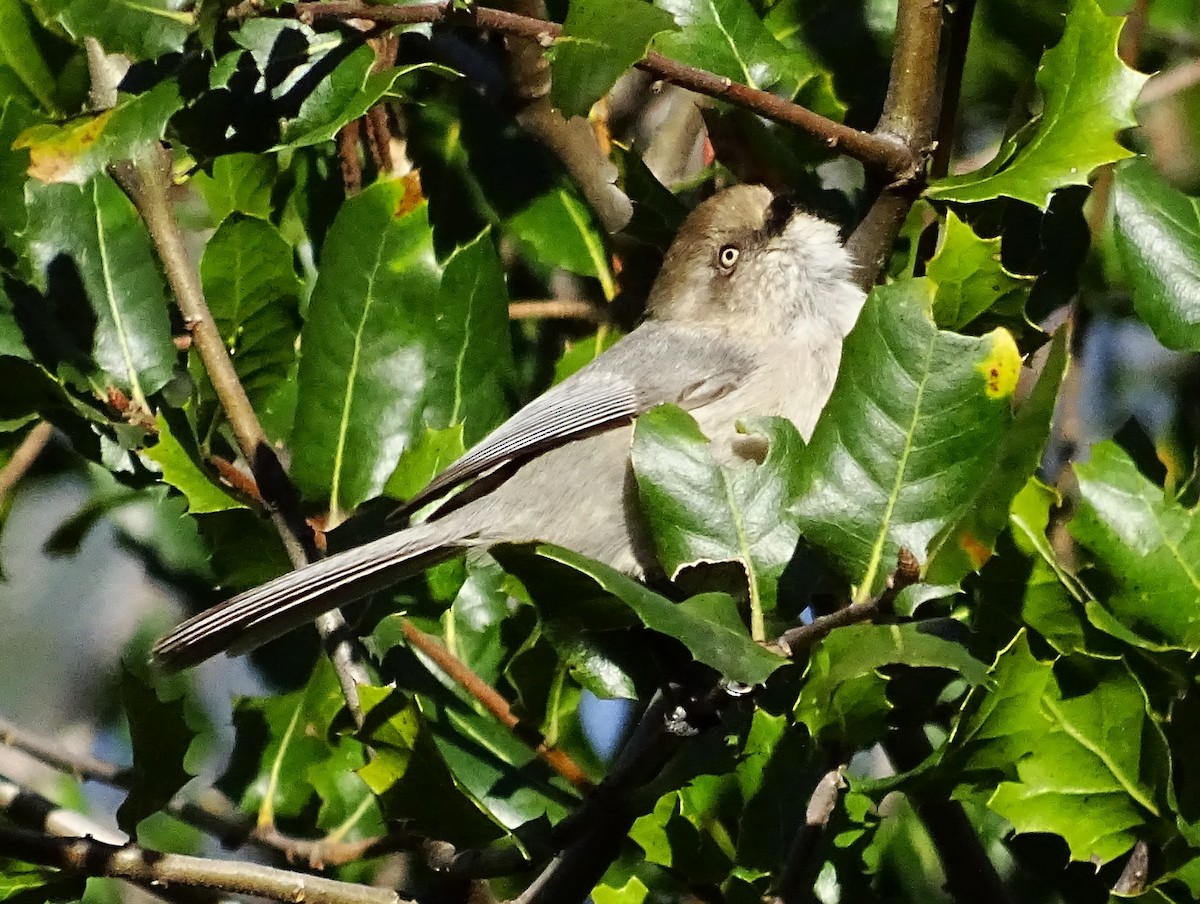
110,150 -> 373,723
0,824 -> 410,904
847,0 -> 948,286
272,1 -> 915,177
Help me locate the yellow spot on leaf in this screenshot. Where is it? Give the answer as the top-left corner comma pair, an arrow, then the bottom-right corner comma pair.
15,111 -> 115,184
976,328 -> 1020,399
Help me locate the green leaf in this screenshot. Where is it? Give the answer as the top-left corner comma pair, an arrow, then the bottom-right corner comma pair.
926,211 -> 1034,330
384,423 -> 467,502
498,543 -> 787,686
925,327 -> 1068,585
1070,441 -> 1200,651
144,413 -> 245,514
792,279 -> 1020,599
632,407 -> 802,639
24,175 -> 176,405
191,154 -> 277,226
14,83 -> 182,186
0,863 -> 82,903
280,54 -> 450,150
653,0 -> 836,109
221,657 -> 361,824
795,623 -> 988,747
994,674 -> 1161,861
927,0 -> 1147,208
290,180 -> 436,513
199,215 -> 302,411
116,665 -> 195,833
507,187 -> 616,298
0,282 -> 31,361
0,0 -> 58,114
291,182 -> 513,519
36,0 -> 192,59
0,97 -> 38,255
550,0 -> 677,118
1112,158 -> 1200,352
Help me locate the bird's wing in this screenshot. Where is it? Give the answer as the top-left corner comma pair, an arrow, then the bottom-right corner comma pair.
402,321 -> 756,514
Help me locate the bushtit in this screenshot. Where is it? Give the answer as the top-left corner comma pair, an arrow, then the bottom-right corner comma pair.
154,184 -> 866,670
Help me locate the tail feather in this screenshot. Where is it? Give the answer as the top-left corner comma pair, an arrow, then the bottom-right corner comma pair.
152,520 -> 468,671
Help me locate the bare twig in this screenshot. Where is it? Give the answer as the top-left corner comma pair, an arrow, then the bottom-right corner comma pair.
1139,57 -> 1200,107
931,0 -> 976,179
110,150 -> 372,723
0,823 -> 410,904
508,299 -> 607,322
268,2 -> 915,177
771,549 -> 920,657
401,619 -> 594,792
0,421 -> 53,505
0,716 -> 124,785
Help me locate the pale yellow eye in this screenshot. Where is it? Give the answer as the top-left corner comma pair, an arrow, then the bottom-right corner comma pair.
718,244 -> 740,270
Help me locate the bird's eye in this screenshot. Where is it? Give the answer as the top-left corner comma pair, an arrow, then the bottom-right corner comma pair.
717,244 -> 740,270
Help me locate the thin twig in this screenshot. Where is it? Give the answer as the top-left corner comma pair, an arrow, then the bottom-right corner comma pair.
110,150 -> 373,723
931,0 -> 976,179
272,1 -> 915,177
0,823 -> 410,904
770,549 -> 920,657
1139,57 -> 1200,106
401,619 -> 594,792
0,716 -> 124,785
508,299 -> 607,322
0,421 -> 53,505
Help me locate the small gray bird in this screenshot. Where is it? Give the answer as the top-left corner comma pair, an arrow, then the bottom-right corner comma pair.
153,184 -> 866,671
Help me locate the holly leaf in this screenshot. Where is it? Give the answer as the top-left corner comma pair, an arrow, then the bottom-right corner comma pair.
927,0 -> 1146,208
792,279 -> 1021,599
926,211 -> 1034,330
632,407 -> 802,635
144,413 -> 245,514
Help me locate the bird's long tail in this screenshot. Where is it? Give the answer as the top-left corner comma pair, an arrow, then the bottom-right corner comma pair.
152,519 -> 471,672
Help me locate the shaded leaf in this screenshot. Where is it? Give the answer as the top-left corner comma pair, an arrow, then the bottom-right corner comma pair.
0,282 -> 31,361
1112,158 -> 1200,352
1071,441 -> 1200,651
926,211 -> 1034,330
0,97 -> 38,254
116,665 -> 195,833
795,623 -> 988,747
0,0 -> 58,114
792,279 -> 1019,599
550,0 -> 677,118
24,176 -> 175,403
199,215 -> 302,410
356,684 -> 505,845
385,423 -> 466,502
498,543 -> 787,686
0,864 -> 82,903
927,0 -> 1146,208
